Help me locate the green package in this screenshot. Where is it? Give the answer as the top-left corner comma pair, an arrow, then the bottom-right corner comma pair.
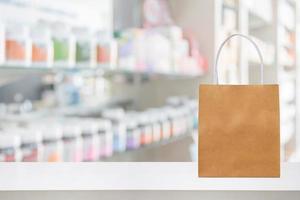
76,41 -> 91,62
53,38 -> 69,61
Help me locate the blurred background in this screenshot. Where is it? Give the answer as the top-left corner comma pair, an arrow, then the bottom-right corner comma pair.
0,0 -> 298,162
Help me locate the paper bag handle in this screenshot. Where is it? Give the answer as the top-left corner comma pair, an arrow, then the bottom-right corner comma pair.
214,33 -> 264,84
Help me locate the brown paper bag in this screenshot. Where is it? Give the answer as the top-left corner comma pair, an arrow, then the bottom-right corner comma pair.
198,34 -> 280,177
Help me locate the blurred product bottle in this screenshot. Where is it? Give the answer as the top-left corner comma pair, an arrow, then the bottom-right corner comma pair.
186,99 -> 198,131
166,97 -> 187,135
53,38 -> 69,64
166,97 -> 198,135
183,32 -> 208,74
133,29 -> 146,71
102,108 -> 126,153
55,74 -> 81,106
80,119 -> 100,161
182,105 -> 193,133
172,39 -> 189,74
125,113 -> 141,150
158,109 -> 172,140
164,106 -> 178,136
5,24 -> 31,66
186,99 -> 198,132
145,31 -> 171,73
155,26 -> 189,74
31,24 -> 53,67
115,30 -> 136,71
61,124 -> 82,162
95,30 -> 117,69
0,133 -> 21,162
12,128 -> 43,162
138,113 -> 153,145
73,27 -> 92,66
164,107 -> 180,136
146,109 -> 162,142
51,23 -> 75,67
40,124 -> 63,162
98,119 -> 114,158
177,108 -> 188,135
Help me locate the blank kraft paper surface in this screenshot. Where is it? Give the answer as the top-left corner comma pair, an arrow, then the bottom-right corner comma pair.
198,85 -> 280,177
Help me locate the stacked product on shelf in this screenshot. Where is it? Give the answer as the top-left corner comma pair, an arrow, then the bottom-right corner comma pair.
51,23 -> 76,67
115,26 -> 206,75
77,118 -> 112,161
0,98 -> 198,162
61,123 -> 83,162
14,128 -> 43,162
31,23 -> 53,66
5,24 -> 31,66
277,0 -> 297,160
102,108 -> 127,153
0,22 -> 116,68
124,112 -> 142,150
0,133 -> 22,162
95,30 -> 117,68
73,28 -> 93,67
0,20 -> 207,76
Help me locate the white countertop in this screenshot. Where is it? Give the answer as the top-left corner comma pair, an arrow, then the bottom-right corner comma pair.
0,162 -> 299,191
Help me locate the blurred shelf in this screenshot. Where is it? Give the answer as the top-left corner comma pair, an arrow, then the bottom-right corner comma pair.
104,69 -> 203,79
0,65 -> 203,79
249,60 -> 273,67
246,0 -> 273,30
249,12 -> 273,30
0,97 -> 134,122
222,3 -> 237,12
0,162 -> 299,190
48,97 -> 134,117
103,133 -> 193,162
0,65 -> 105,74
248,0 -> 273,30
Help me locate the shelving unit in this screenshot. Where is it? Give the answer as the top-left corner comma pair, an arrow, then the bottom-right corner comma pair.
183,0 -> 299,161
0,0 -> 299,163
275,0 -> 298,161
240,0 -> 275,84
103,133 -> 193,162
0,0 -> 204,164
217,0 -> 240,84
239,0 -> 299,161
0,1 -> 300,198
0,65 -> 203,80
